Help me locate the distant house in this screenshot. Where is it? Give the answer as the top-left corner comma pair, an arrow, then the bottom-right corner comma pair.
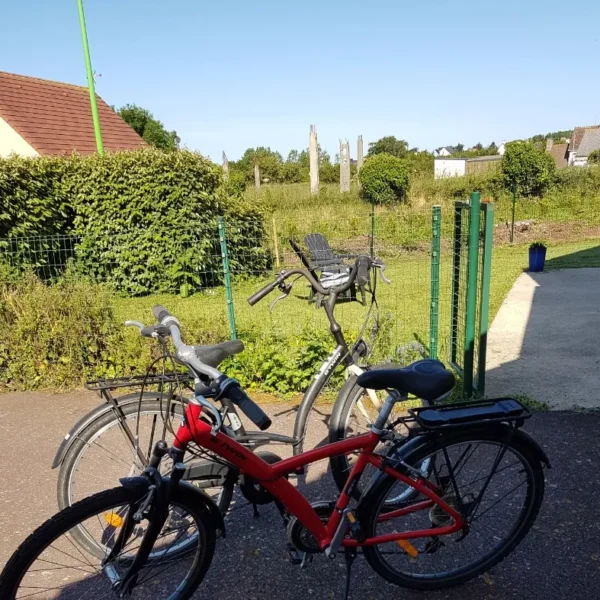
545,139 -> 568,168
436,146 -> 457,157
0,71 -> 146,157
434,155 -> 501,179
567,125 -> 600,166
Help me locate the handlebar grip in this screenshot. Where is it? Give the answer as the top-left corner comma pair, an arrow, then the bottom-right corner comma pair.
248,280 -> 279,307
152,304 -> 171,323
356,255 -> 371,287
227,385 -> 272,431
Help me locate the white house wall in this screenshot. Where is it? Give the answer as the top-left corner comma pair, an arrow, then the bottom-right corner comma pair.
0,116 -> 38,157
434,159 -> 466,179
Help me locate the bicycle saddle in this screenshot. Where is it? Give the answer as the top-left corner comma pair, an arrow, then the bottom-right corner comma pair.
357,359 -> 455,402
193,340 -> 244,368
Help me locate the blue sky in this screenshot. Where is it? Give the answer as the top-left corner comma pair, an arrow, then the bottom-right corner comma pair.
2,1 -> 599,161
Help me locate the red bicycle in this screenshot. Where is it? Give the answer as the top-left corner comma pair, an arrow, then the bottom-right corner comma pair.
0,307 -> 549,600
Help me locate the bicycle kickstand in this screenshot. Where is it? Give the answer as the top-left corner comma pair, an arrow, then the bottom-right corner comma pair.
343,548 -> 357,600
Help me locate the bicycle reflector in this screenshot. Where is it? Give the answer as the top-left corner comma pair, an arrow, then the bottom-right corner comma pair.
104,512 -> 124,528
397,539 -> 419,558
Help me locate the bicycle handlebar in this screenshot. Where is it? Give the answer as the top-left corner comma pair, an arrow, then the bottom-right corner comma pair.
150,305 -> 272,430
247,254 -> 388,307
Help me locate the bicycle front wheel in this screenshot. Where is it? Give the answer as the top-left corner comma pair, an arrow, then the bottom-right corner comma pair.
0,485 -> 216,600
57,397 -> 234,558
362,427 -> 545,590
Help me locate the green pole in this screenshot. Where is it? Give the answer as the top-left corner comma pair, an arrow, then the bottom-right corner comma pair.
510,181 -> 516,243
477,202 -> 494,397
218,216 -> 237,340
449,202 -> 464,366
429,205 -> 441,360
370,199 -> 375,258
463,191 -> 481,398
77,0 -> 104,155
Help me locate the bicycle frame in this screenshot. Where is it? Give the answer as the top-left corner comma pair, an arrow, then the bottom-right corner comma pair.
173,401 -> 465,550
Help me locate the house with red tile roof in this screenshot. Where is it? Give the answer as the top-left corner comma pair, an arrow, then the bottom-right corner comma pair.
0,71 -> 146,157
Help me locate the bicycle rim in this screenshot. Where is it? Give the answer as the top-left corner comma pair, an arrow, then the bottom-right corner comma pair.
364,434 -> 542,588
339,383 -> 429,504
1,486 -> 214,600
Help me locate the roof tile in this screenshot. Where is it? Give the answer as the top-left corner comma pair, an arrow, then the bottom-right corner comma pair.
0,71 -> 147,155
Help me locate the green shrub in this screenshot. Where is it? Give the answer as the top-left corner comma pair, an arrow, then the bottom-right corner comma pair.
359,153 -> 410,205
501,141 -> 556,197
589,149 -> 600,165
0,269 -> 122,389
0,155 -> 72,239
0,150 -> 272,294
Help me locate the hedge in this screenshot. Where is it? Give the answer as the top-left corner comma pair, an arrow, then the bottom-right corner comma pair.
0,150 -> 271,294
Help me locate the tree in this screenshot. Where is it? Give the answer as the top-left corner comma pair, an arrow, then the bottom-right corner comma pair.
501,141 -> 556,196
358,153 -> 410,205
234,147 -> 283,182
367,136 -> 410,159
116,104 -> 180,151
588,149 -> 600,165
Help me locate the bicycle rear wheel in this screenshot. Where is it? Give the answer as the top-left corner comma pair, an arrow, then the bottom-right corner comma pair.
329,374 -> 429,503
0,485 -> 216,600
362,427 -> 545,590
57,398 -> 234,558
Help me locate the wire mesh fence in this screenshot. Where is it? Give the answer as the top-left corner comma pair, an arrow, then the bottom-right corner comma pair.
2,186 -> 600,390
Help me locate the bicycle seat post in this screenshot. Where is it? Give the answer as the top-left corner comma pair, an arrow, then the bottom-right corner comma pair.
371,390 -> 403,434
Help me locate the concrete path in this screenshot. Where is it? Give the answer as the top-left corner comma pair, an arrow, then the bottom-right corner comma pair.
1,392 -> 600,599
486,268 -> 600,409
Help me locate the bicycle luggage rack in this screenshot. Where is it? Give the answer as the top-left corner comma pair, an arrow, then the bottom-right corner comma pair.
408,398 -> 531,431
85,372 -> 194,392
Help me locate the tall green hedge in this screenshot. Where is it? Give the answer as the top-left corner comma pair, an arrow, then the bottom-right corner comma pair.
0,150 -> 271,294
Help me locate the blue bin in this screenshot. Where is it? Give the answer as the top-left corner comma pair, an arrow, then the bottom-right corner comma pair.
528,247 -> 546,272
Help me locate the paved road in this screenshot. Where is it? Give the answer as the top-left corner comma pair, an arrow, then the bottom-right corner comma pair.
487,268 -> 600,409
1,391 -> 599,599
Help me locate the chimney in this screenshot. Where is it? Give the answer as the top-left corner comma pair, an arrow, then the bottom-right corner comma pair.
546,138 -> 553,152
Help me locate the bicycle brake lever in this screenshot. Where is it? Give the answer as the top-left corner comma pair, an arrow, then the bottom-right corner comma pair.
377,265 -> 391,285
269,282 -> 293,312
124,320 -> 146,331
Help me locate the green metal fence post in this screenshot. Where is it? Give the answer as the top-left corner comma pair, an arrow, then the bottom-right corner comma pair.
429,206 -> 441,360
463,191 -> 481,398
370,199 -> 375,258
449,203 -> 464,366
477,202 -> 494,397
510,181 -> 517,243
218,216 -> 237,340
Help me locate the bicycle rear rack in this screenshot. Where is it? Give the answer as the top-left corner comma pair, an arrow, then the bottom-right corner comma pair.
408,398 -> 531,431
85,372 -> 194,392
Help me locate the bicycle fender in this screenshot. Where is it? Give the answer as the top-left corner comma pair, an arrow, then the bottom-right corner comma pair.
51,393 -> 183,469
119,477 -> 226,538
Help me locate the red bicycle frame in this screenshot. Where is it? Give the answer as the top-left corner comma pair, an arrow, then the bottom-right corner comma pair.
174,403 -> 465,550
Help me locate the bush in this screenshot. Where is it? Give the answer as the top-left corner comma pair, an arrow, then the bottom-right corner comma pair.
0,269 -> 120,389
359,153 -> 410,205
0,156 -> 72,239
0,150 -> 272,294
501,141 -> 556,197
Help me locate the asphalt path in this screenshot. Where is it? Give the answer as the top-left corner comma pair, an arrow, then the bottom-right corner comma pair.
0,391 -> 598,599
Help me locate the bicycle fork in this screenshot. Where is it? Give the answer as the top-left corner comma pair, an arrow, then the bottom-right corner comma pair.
103,441 -> 185,595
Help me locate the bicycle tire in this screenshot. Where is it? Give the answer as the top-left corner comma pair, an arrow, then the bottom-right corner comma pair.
0,485 -> 216,600
361,427 -> 545,590
57,398 -> 234,557
328,374 -> 428,501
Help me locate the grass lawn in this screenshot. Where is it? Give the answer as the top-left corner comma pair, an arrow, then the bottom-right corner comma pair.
114,239 -> 600,372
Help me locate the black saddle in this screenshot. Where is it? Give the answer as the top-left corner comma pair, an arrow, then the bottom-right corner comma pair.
194,340 -> 244,368
357,359 -> 455,402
